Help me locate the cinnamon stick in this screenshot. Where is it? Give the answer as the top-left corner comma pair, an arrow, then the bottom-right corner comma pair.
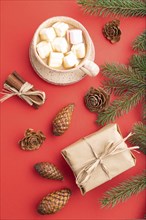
4,71 -> 45,109
12,71 -> 43,108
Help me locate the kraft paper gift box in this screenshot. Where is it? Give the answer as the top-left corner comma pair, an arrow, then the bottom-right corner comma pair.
61,124 -> 138,195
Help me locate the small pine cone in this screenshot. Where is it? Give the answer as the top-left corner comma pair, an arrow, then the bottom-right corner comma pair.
84,87 -> 110,113
53,104 -> 75,136
34,162 -> 64,180
37,188 -> 71,215
102,20 -> 121,43
19,128 -> 46,151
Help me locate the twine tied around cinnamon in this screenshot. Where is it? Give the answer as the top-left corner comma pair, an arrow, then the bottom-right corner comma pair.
0,82 -> 46,106
76,132 -> 139,187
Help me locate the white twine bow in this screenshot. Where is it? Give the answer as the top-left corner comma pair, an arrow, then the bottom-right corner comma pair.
76,132 -> 139,187
0,82 -> 46,106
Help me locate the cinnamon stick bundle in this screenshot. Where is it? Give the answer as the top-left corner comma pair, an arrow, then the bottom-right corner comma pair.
1,71 -> 46,109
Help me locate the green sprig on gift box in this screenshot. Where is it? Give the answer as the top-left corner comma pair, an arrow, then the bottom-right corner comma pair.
77,0 -> 146,17
128,122 -> 146,154
100,170 -> 146,207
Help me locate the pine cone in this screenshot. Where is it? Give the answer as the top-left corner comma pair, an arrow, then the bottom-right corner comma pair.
19,128 -> 46,151
34,162 -> 64,180
102,20 -> 121,43
37,188 -> 71,215
53,104 -> 75,136
84,87 -> 110,113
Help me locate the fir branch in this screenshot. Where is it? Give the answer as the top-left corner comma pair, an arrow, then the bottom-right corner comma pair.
101,63 -> 145,96
132,30 -> 146,52
128,122 -> 146,154
96,88 -> 145,125
97,54 -> 146,125
77,0 -> 146,17
143,103 -> 146,122
130,54 -> 146,76
100,170 -> 146,207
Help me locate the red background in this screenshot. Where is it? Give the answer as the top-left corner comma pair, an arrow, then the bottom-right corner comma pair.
1,1 -> 146,219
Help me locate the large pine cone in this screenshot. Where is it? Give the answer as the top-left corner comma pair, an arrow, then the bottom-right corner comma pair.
53,104 -> 75,136
38,188 -> 71,215
34,162 -> 64,180
84,87 -> 110,113
102,20 -> 121,43
19,128 -> 46,151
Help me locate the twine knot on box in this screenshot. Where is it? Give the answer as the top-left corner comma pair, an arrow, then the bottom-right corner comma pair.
76,133 -> 139,187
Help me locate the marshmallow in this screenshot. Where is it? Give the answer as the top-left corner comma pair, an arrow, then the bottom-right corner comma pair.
68,29 -> 83,44
36,41 -> 52,59
48,52 -> 64,68
74,59 -> 81,67
63,52 -> 78,69
71,43 -> 86,59
52,37 -> 68,53
39,27 -> 56,42
53,22 -> 69,37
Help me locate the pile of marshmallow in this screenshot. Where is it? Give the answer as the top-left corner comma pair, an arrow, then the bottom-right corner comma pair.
36,22 -> 86,69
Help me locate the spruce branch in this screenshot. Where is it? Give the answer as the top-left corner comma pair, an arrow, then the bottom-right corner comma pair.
97,88 -> 145,125
132,30 -> 146,52
143,103 -> 146,122
77,0 -> 146,17
101,63 -> 145,95
128,122 -> 146,154
97,52 -> 146,125
130,54 -> 146,76
100,170 -> 146,207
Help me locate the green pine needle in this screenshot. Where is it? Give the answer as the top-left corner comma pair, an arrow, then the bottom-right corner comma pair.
97,89 -> 145,125
128,122 -> 146,154
130,54 -> 146,76
143,103 -> 146,122
96,50 -> 146,125
101,62 -> 145,95
132,30 -> 146,52
100,170 -> 146,207
77,0 -> 146,17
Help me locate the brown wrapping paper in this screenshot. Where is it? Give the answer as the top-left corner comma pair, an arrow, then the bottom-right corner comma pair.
61,124 -> 136,195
